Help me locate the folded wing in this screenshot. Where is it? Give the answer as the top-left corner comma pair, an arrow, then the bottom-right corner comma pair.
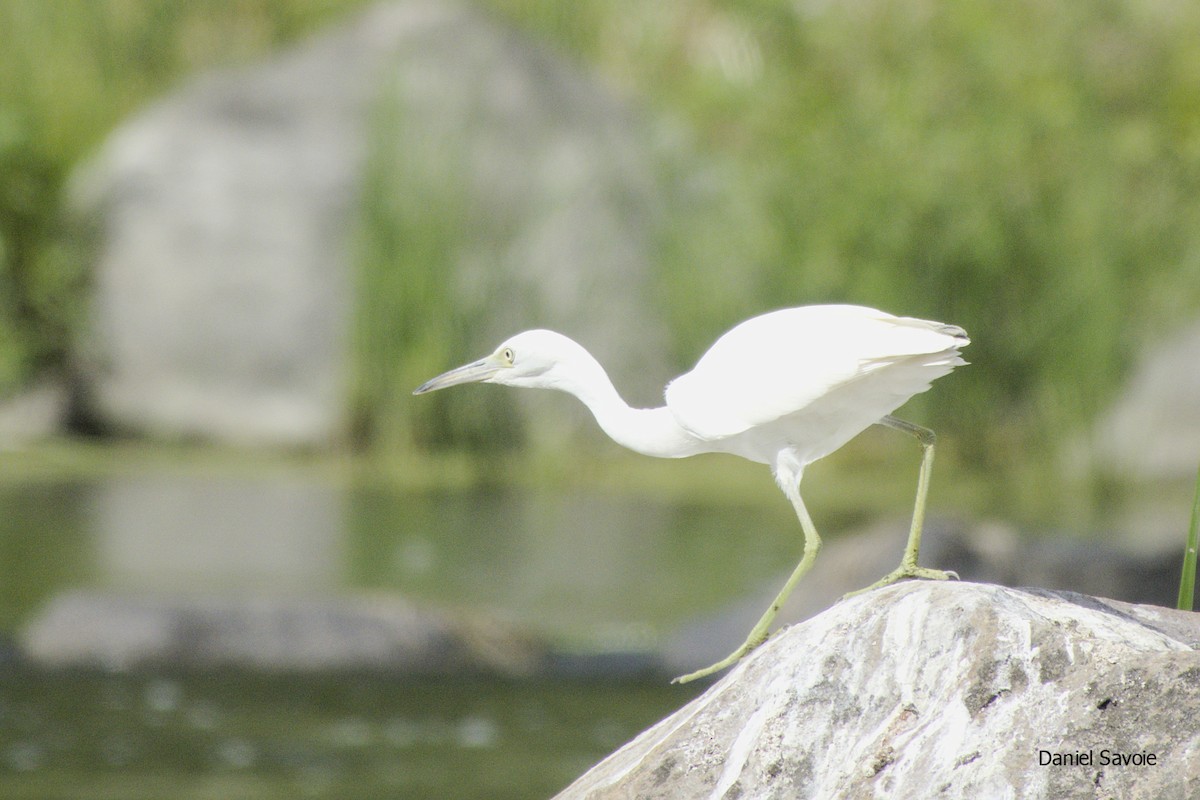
665,305 -> 968,441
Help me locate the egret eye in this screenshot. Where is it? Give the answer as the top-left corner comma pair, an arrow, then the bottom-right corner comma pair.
501,347 -> 515,364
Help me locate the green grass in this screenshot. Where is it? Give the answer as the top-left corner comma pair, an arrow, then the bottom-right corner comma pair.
1178,463 -> 1200,611
349,76 -> 522,455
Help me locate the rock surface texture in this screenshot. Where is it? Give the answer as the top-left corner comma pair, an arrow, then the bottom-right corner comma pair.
557,581 -> 1200,800
663,518 -> 1181,677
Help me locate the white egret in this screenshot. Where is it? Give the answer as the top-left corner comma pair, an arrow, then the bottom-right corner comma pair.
414,304 -> 969,682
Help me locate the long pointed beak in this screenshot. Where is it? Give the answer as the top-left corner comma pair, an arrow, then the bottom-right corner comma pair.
413,355 -> 505,395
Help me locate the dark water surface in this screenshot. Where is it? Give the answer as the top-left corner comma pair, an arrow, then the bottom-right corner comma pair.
0,666 -> 701,799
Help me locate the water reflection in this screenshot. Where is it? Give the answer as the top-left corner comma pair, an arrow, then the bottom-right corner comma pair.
1,472 -> 786,644
350,485 -> 775,641
92,475 -> 344,592
0,465 -> 765,798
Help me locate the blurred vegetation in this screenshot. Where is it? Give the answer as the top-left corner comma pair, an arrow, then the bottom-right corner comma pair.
3,0 -> 1200,478
350,73 -> 522,457
478,0 -> 1200,471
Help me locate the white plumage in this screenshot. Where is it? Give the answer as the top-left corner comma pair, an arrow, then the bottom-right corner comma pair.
666,305 -> 966,459
415,304 -> 969,682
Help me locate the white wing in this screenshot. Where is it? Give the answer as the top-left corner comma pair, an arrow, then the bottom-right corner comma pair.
665,305 -> 968,440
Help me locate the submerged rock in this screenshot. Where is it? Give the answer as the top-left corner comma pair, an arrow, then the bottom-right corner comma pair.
20,590 -> 545,676
557,581 -> 1200,799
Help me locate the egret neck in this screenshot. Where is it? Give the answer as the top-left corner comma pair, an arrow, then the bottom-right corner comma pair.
536,346 -> 706,460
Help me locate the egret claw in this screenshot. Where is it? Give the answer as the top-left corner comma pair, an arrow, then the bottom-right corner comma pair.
842,565 -> 957,600
671,638 -> 764,685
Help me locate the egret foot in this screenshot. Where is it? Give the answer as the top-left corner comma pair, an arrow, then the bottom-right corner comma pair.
672,471 -> 825,685
840,417 -> 954,602
842,565 -> 958,600
671,630 -> 770,684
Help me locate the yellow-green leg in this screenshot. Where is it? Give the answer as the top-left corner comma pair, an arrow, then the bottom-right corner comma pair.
672,478 -> 822,684
845,416 -> 957,598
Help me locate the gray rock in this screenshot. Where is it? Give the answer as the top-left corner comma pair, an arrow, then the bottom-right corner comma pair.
1092,318 -> 1200,480
664,518 -> 1180,678
70,1 -> 677,446
20,589 -> 545,676
0,379 -> 68,448
558,581 -> 1200,799
71,10 -> 374,445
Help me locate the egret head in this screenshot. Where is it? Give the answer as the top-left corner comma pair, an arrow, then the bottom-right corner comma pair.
413,330 -> 587,395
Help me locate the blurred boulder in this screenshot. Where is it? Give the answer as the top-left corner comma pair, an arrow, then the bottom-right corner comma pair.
1092,319 -> 1200,480
560,582 -> 1200,799
70,1 -> 677,446
0,379 -> 68,448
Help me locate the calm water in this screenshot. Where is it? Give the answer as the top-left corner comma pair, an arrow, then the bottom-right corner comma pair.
0,464 -> 793,799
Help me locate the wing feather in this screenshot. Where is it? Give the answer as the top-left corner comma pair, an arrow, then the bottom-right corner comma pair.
665,305 -> 968,440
